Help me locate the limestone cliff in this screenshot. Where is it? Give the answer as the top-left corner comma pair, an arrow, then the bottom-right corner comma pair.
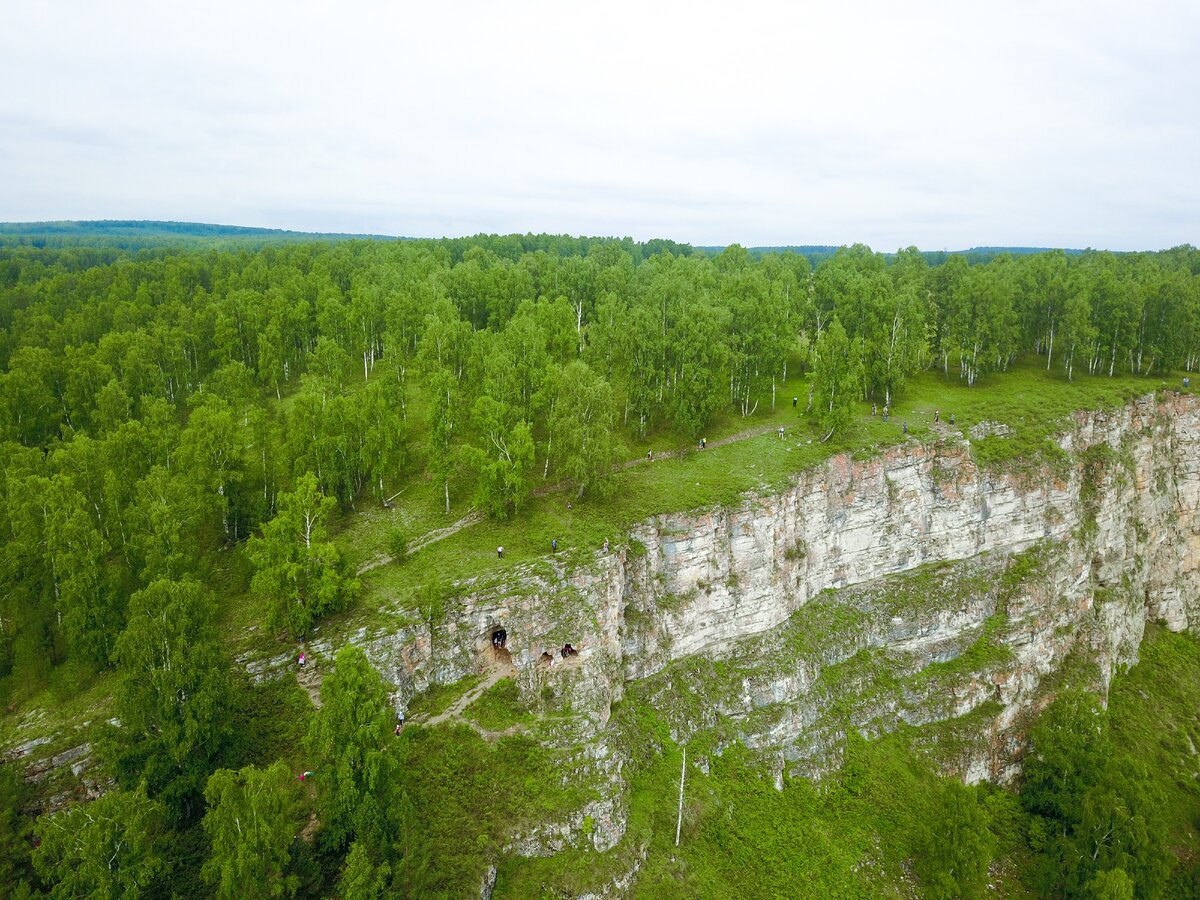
340,391 -> 1199,863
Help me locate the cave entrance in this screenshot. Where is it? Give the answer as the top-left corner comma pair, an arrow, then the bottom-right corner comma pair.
540,651 -> 554,667
561,643 -> 577,658
488,628 -> 512,666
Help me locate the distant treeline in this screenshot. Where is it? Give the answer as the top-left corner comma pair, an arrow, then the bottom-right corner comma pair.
697,244 -> 1091,266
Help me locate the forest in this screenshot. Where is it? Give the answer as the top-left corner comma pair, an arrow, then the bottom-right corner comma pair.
2,232 -> 1200,897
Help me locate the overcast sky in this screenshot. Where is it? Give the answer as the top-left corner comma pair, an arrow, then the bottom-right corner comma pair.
2,1 -> 1197,250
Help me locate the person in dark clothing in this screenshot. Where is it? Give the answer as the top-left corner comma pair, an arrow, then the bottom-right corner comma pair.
551,538 -> 557,552
792,396 -> 798,409
902,420 -> 908,434
497,546 -> 504,559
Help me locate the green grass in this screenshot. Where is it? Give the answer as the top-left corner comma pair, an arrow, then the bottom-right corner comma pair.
405,673 -> 483,719
391,725 -> 591,896
461,677 -> 534,731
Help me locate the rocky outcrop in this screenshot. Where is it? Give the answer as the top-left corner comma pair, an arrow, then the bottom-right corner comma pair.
365,393 -> 1197,727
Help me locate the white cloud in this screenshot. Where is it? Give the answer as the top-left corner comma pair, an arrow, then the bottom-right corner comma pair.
2,0 -> 1197,249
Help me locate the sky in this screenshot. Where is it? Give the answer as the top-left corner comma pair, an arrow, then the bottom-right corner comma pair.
2,0 -> 1198,250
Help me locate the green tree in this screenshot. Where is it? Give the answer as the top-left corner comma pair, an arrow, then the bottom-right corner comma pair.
202,760 -> 301,899
463,395 -> 535,520
306,646 -> 396,852
548,360 -> 617,497
426,368 -> 459,514
43,474 -> 120,664
0,764 -> 34,893
1022,690 -> 1110,826
1087,868 -> 1134,900
917,781 -> 994,899
809,317 -> 862,437
248,473 -> 359,638
338,840 -> 392,900
33,787 -> 165,900
110,578 -> 231,821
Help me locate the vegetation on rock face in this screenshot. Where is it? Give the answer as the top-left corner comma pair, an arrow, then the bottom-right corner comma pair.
1,231 -> 1199,897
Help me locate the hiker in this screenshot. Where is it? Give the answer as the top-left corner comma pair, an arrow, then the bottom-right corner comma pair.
792,396 -> 798,409
497,546 -> 504,559
647,449 -> 653,461
566,501 -> 572,511
603,538 -> 610,554
394,723 -> 402,736
298,652 -> 306,670
934,408 -> 940,424
872,403 -> 877,416
701,437 -> 707,450
902,420 -> 908,434
882,406 -> 889,422
778,426 -> 785,439
949,412 -> 956,425
551,537 -> 558,552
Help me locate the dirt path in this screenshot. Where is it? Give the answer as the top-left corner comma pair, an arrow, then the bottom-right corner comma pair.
420,660 -> 515,728
356,509 -> 483,575
296,666 -> 323,708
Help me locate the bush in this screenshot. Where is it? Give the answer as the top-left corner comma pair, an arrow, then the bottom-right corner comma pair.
386,528 -> 408,561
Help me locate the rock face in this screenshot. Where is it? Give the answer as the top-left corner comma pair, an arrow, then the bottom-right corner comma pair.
296,392 -> 1200,864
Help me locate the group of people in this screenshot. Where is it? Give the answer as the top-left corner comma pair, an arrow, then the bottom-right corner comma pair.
869,404 -> 954,432
496,535 -> 608,560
